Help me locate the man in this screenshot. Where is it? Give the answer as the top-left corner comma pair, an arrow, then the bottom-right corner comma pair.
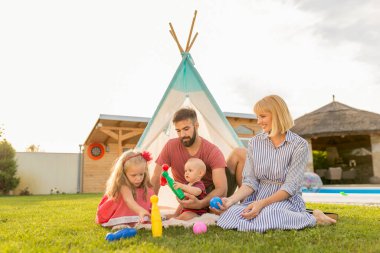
151,108 -> 246,211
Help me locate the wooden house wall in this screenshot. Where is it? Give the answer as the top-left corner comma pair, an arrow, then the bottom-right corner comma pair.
83,143 -> 119,193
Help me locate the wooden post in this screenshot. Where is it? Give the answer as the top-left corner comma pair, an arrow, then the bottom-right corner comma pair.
118,129 -> 122,155
185,10 -> 197,52
187,32 -> 198,52
169,22 -> 184,54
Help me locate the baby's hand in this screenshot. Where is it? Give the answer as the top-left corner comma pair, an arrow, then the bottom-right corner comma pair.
173,182 -> 184,190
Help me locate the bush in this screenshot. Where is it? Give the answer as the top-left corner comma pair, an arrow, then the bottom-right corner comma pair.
19,187 -> 32,196
0,140 -> 20,194
312,150 -> 329,170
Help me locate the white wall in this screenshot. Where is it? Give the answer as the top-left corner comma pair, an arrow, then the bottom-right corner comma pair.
14,152 -> 80,195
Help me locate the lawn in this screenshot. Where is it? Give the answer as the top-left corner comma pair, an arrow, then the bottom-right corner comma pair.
0,194 -> 379,253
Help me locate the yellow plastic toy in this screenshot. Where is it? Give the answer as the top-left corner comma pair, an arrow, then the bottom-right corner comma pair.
150,195 -> 162,237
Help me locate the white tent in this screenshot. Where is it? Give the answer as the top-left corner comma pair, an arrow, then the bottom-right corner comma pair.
136,12 -> 243,207
136,53 -> 243,158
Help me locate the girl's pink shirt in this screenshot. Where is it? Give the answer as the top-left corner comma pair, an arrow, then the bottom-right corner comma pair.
96,187 -> 154,224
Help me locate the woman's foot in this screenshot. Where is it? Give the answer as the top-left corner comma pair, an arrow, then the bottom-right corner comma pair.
313,209 -> 337,225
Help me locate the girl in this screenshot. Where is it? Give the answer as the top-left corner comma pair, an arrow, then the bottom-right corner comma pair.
214,95 -> 336,233
96,151 -> 154,229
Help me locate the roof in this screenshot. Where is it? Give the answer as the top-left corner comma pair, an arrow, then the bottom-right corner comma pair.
99,114 -> 150,122
84,114 -> 149,146
292,101 -> 380,137
84,111 -> 256,146
224,112 -> 257,119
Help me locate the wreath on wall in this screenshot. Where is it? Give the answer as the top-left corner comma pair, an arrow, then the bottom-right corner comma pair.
87,143 -> 105,160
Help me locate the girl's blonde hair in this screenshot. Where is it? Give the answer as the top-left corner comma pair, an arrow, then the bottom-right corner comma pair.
253,95 -> 294,137
105,151 -> 152,201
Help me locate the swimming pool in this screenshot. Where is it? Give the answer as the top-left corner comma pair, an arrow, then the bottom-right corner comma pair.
302,187 -> 380,194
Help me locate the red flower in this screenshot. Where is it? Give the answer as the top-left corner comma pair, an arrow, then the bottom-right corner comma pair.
141,151 -> 152,162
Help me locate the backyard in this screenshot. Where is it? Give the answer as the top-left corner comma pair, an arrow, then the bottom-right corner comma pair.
0,194 -> 379,253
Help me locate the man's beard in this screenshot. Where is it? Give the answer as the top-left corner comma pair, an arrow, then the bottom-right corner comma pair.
181,130 -> 197,147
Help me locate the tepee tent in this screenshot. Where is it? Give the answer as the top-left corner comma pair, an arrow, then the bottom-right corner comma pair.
136,11 -> 243,207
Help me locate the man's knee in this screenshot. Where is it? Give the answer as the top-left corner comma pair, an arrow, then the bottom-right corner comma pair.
226,147 -> 247,173
226,147 -> 246,189
234,147 -> 246,161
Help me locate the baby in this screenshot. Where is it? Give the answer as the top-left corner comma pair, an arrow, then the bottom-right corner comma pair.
172,158 -> 208,220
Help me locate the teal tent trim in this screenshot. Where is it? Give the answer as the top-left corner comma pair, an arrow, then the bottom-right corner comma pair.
183,55 -> 243,147
137,53 -> 243,148
136,54 -> 188,148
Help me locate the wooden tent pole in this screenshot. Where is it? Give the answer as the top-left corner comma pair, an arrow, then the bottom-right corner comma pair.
185,10 -> 197,52
187,32 -> 198,52
169,23 -> 184,54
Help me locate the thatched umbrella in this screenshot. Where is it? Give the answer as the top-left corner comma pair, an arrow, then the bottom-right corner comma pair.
292,100 -> 380,138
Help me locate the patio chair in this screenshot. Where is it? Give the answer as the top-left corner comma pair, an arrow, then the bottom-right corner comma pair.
342,168 -> 356,183
325,167 -> 342,184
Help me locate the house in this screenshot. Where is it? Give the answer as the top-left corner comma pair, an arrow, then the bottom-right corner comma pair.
82,112 -> 258,193
292,100 -> 380,184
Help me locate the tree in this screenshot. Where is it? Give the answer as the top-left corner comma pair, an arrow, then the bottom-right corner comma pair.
0,125 -> 4,138
0,140 -> 20,194
26,144 -> 40,152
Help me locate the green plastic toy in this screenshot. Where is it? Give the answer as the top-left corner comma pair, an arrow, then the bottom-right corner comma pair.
161,164 -> 185,200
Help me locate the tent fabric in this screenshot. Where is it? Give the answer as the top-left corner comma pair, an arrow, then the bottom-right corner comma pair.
136,53 -> 243,207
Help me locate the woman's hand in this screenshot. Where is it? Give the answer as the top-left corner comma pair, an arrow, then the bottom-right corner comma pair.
241,200 -> 265,220
210,197 -> 234,215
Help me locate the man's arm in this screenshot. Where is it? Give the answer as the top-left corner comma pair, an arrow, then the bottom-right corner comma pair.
151,163 -> 162,195
178,167 -> 227,209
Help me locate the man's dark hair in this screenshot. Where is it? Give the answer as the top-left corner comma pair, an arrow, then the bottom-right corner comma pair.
172,108 -> 198,123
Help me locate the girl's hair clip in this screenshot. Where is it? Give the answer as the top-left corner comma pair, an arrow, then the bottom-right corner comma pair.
122,151 -> 152,167
141,151 -> 152,162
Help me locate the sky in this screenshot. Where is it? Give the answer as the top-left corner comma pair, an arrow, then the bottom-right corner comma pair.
1,0 -> 379,153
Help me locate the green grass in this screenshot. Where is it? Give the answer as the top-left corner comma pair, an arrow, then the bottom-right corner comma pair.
0,194 -> 379,253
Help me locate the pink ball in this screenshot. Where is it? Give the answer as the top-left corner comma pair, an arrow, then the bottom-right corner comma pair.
193,222 -> 207,234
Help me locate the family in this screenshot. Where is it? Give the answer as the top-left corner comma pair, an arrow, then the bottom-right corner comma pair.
96,95 -> 337,233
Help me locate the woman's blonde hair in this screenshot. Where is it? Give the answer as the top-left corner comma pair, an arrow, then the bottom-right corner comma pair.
105,151 -> 152,201
253,95 -> 294,137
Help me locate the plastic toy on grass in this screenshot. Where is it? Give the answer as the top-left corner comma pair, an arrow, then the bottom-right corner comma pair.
150,195 -> 163,237
210,196 -> 223,210
105,228 -> 137,241
193,222 -> 207,234
160,164 -> 185,200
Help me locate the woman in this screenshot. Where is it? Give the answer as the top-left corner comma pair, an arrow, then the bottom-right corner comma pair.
215,95 -> 336,232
